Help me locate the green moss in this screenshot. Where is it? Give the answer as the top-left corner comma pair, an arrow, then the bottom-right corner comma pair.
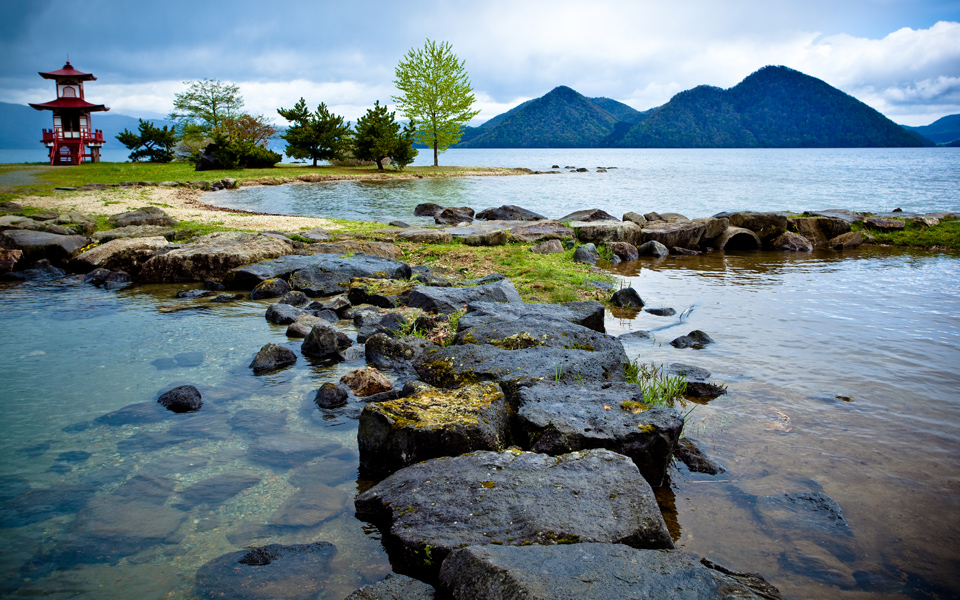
373,382 -> 503,429
489,332 -> 545,350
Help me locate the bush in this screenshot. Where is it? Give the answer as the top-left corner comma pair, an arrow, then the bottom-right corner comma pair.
204,137 -> 282,169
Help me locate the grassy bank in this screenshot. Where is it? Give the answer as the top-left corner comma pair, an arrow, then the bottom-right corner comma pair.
853,216 -> 960,250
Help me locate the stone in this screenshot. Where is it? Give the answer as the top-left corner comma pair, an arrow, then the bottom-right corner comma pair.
0,201 -> 23,212
660,212 -> 691,223
64,495 -> 187,561
766,231 -> 813,252
728,212 -> 788,241
637,240 -> 669,257
572,243 -> 599,263
340,367 -> 393,396
619,330 -> 652,341
157,385 -> 202,413
286,255 -> 412,297
355,449 -> 674,576
516,381 -> 683,485
667,363 -> 711,381
314,383 -> 349,409
249,434 -> 340,467
864,216 -> 905,230
108,206 -> 178,228
358,382 -> 509,476
345,574 -> 436,600
267,481 -> 351,528
211,293 -> 243,303
670,330 -> 715,349
675,437 -> 726,474
388,220 -> 411,228
643,212 -> 663,222
453,315 -> 624,358
92,225 -> 176,243
279,290 -> 309,306
671,246 -> 700,256
3,258 -> 65,281
249,343 -> 298,374
463,229 -> 508,246
715,227 -> 762,251
178,473 -> 262,509
229,409 -> 289,437
508,220 -> 576,243
435,206 -> 475,225
609,241 -> 639,261
611,287 -> 644,308
692,217 -> 729,243
285,312 -> 325,337
250,277 -> 290,300
640,221 -> 706,250
414,202 -> 444,217
307,240 -> 402,261
396,228 -> 453,244
827,231 -> 864,250
529,239 -> 564,254
0,229 -> 87,265
72,236 -> 172,275
265,302 -> 303,325
622,211 -> 647,225
193,542 -> 337,600
571,220 -> 642,246
558,208 -> 618,222
365,333 -> 440,374
644,307 -> 676,316
302,323 -> 343,359
139,232 -> 295,283
792,217 -> 851,247
405,279 -> 523,314
476,205 -> 547,221
459,300 -> 606,334
438,544 -> 779,600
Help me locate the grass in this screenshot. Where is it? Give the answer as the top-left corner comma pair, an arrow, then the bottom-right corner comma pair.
623,360 -> 687,408
852,216 -> 960,249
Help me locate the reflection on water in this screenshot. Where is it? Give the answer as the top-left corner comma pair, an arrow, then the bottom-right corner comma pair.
0,247 -> 958,598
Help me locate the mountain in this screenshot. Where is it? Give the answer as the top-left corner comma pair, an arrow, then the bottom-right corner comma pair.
613,66 -> 930,148
457,86 -> 643,148
903,114 -> 960,145
0,102 -> 174,149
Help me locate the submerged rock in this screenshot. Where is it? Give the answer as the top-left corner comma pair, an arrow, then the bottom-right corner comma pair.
314,383 -> 349,409
676,437 -> 726,474
670,330 -> 715,349
345,573 -> 436,600
249,343 -> 298,374
193,542 -> 337,600
157,385 -> 202,413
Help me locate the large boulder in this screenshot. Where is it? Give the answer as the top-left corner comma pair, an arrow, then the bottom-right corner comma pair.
345,574 -> 436,600
414,203 -> 444,217
827,231 -> 864,250
559,209 -> 618,222
71,236 -> 173,275
864,216 -> 905,230
640,221 -> 706,251
250,277 -> 290,300
691,217 -> 729,245
108,206 -> 178,228
307,240 -> 402,261
508,220 -> 575,243
228,253 -> 410,291
0,229 -> 87,265
766,231 -> 813,252
637,240 -> 669,257
529,239 -> 564,254
435,206 -> 474,225
355,449 -> 674,577
476,205 -> 547,221
439,544 -> 781,600
139,232 -> 295,283
609,241 -> 639,261
571,220 -> 642,246
453,315 -> 625,359
358,382 -> 509,476
365,333 -> 440,374
92,225 -> 176,243
340,367 -> 393,397
405,279 -> 523,314
459,300 -> 604,333
395,229 -> 453,244
727,212 -> 788,241
516,381 -> 682,486
301,323 -> 343,359
791,217 -> 851,247
249,343 -> 297,374
572,243 -> 599,264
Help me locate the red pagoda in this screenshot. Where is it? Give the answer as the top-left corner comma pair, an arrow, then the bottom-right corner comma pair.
29,61 -> 109,165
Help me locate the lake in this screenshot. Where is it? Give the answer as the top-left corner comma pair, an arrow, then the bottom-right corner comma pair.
0,148 -> 958,599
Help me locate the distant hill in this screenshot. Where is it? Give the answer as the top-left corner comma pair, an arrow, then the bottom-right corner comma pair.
457,86 -> 644,148
903,114 -> 960,145
613,66 -> 931,148
0,102 -> 174,149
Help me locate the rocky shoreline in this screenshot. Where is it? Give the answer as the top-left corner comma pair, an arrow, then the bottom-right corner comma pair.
0,199 -> 943,598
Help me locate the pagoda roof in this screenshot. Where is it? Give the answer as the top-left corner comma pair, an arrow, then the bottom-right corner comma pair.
39,61 -> 97,81
29,98 -> 109,112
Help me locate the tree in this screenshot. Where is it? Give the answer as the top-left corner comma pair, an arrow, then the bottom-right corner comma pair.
116,119 -> 176,162
168,79 -> 244,140
277,98 -> 353,166
354,101 -> 418,171
220,113 -> 277,147
393,39 -> 480,166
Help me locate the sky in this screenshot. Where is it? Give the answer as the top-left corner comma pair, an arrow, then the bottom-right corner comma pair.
1,0 -> 959,127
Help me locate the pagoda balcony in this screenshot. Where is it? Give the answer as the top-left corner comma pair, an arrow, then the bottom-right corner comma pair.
41,127 -> 105,146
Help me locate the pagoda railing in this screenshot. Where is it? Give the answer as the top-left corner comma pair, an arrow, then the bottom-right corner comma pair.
42,127 -> 105,145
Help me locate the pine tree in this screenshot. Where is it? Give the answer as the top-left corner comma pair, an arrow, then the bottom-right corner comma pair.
353,101 -> 418,171
116,119 -> 177,162
277,98 -> 352,166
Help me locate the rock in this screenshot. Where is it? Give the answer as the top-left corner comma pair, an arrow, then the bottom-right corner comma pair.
92,225 -> 175,243
265,302 -> 303,325
755,492 -> 854,558
249,343 -> 298,374
675,437 -> 726,474
204,279 -> 226,291
661,212 -> 691,223
358,383 -> 509,476
288,255 -> 412,297
558,209 -> 618,222
622,211 -> 647,225
476,205 -> 547,221
345,573 -> 436,600
645,307 -> 675,316
405,279 -> 523,314
108,206 -> 178,228
178,473 -> 262,509
440,544 -> 780,600
864,216 -> 905,230
727,212 -> 787,241
193,542 -> 337,600
435,206 -> 474,225
463,229 -> 508,246
508,220 -> 576,243
296,227 -> 331,242
611,287 -> 644,308
365,333 -> 440,374
572,243 -> 599,263
0,201 -> 23,212
194,145 -> 222,171
0,248 -> 22,273
0,214 -> 40,230
355,449 -> 673,577
139,232 -> 294,283
396,228 -> 453,244
388,220 -> 411,228
667,363 -> 711,381
176,288 -> 216,299
643,212 -> 663,221
302,323 -> 343,359
453,315 -> 624,358
341,367 -> 393,397
802,209 -> 868,224
314,383 -> 349,409
637,240 -> 669,257
72,236 -> 172,275
827,231 -> 864,250
618,330 -> 652,341
792,217 -> 850,247
82,268 -> 130,288
285,312 -> 325,337
609,241 -> 639,261
670,330 -> 715,349
279,290 -> 309,306
249,434 -> 340,467
250,277 -> 290,300
308,240 -> 402,261
571,220 -> 642,246
0,229 -> 87,265
459,300 -> 606,334
3,258 -> 65,281
267,481 -> 351,528
517,381 -> 683,485
228,254 -> 408,290
229,409 -> 289,437
671,246 -> 700,255
715,227 -> 762,251
692,217 -> 729,243
640,221 -> 706,250
414,203 -> 444,217
913,216 -> 940,227
766,231 -> 813,252
62,495 -> 187,562
157,385 -> 202,413
211,293 -> 243,303
529,239 -> 564,254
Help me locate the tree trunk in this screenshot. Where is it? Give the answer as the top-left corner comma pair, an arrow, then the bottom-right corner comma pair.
313,157 -> 318,167
376,158 -> 384,171
433,138 -> 438,167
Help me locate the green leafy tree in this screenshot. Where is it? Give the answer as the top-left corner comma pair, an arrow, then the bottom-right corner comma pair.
168,79 -> 244,140
115,119 -> 176,162
393,39 -> 480,166
277,98 -> 353,166
353,101 -> 418,171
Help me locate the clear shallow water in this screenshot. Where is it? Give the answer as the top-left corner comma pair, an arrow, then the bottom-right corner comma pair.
0,248 -> 957,598
213,148 -> 960,222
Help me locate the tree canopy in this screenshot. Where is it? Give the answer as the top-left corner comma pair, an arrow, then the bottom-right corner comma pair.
277,98 -> 353,166
393,39 -> 479,166
115,119 -> 176,162
168,79 -> 244,140
353,101 -> 418,171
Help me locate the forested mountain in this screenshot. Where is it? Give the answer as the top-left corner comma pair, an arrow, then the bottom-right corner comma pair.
903,114 -> 960,144
0,102 -> 173,149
